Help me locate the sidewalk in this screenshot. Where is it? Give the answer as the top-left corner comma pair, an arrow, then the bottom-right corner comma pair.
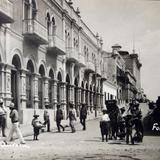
0,112 -> 101,141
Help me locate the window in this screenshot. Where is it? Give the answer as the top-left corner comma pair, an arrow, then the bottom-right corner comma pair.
24,0 -> 29,19
32,0 -> 37,19
46,12 -> 50,35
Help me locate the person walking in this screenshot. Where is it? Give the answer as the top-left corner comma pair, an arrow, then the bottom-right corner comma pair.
56,104 -> 64,132
43,105 -> 50,132
67,103 -> 76,133
7,102 -> 25,144
0,98 -> 7,137
80,104 -> 87,130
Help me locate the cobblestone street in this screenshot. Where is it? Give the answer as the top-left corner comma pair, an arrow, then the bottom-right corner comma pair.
0,117 -> 160,160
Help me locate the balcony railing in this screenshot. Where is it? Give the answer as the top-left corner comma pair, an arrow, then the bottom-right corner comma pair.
23,19 -> 48,44
87,60 -> 95,72
0,0 -> 14,23
48,35 -> 65,55
66,47 -> 79,62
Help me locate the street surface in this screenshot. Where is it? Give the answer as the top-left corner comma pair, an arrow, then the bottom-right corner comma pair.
0,114 -> 160,160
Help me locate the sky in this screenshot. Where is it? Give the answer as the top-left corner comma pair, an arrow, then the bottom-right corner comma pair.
72,0 -> 160,101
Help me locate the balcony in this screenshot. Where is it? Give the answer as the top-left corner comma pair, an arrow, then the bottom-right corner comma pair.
78,54 -> 86,67
0,0 -> 14,24
87,60 -> 95,72
47,35 -> 65,55
22,19 -> 48,45
66,47 -> 79,62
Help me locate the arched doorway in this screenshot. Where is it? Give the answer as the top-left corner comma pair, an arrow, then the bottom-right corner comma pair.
66,74 -> 70,114
57,71 -> 62,104
38,65 -> 45,109
11,55 -> 21,110
26,60 -> 34,108
48,69 -> 54,108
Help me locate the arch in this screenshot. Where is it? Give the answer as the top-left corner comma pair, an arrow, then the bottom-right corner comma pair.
39,64 -> 45,77
81,81 -> 84,88
27,59 -> 34,73
12,54 -> 21,69
66,74 -> 70,84
10,48 -> 23,67
49,68 -> 54,79
57,71 -> 62,81
25,56 -> 37,73
74,77 -> 78,86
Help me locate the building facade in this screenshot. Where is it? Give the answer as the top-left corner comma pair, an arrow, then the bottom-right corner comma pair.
0,0 -> 104,125
102,44 -> 142,106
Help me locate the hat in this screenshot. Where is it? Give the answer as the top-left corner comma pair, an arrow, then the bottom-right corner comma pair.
33,114 -> 39,118
0,98 -> 3,104
9,102 -> 15,109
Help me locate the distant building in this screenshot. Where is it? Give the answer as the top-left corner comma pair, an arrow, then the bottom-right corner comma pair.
102,44 -> 142,105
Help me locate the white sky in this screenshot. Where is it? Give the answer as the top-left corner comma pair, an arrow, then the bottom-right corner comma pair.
72,0 -> 160,101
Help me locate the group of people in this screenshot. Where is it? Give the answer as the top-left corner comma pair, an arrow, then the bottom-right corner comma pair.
0,98 -> 88,144
0,97 -> 144,145
100,99 -> 144,145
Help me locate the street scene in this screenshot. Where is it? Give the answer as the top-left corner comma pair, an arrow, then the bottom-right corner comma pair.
0,0 -> 160,159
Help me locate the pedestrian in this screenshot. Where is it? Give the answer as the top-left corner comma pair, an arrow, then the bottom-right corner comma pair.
0,98 -> 7,137
117,107 -> 126,140
124,111 -> 134,145
67,103 -> 76,133
7,102 -> 26,144
43,105 -> 50,132
32,114 -> 44,140
80,103 -> 87,130
100,109 -> 110,142
56,104 -> 65,132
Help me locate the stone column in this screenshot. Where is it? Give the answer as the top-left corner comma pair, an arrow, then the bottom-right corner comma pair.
77,87 -> 81,105
0,63 -> 5,99
19,69 -> 27,109
52,80 -> 57,109
90,91 -> 94,112
4,64 -> 12,106
97,93 -> 101,109
60,82 -> 66,118
82,89 -> 86,104
87,90 -> 90,109
71,85 -> 75,105
33,73 -> 39,111
44,76 -> 49,106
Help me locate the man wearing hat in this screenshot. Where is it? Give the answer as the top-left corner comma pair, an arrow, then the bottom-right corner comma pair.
0,98 -> 7,137
7,102 -> 25,144
32,114 -> 43,140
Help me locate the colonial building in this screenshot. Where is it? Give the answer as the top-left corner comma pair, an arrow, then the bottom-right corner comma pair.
102,44 -> 142,106
0,0 -> 104,125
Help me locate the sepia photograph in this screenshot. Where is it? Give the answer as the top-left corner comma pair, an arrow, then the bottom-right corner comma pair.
0,0 -> 160,159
